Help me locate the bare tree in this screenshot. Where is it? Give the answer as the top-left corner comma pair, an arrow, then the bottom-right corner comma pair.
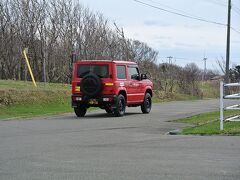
1,0 -> 208,100
216,57 -> 226,74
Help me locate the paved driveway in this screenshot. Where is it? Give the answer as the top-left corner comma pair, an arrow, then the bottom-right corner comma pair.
0,100 -> 239,180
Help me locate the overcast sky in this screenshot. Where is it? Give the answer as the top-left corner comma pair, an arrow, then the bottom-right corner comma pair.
79,0 -> 240,69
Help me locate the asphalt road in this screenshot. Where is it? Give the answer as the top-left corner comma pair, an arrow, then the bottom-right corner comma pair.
0,99 -> 240,180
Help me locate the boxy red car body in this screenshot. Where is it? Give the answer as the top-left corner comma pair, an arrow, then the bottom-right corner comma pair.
71,60 -> 153,117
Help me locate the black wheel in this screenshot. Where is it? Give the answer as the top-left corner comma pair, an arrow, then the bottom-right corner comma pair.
105,107 -> 113,114
113,94 -> 126,117
74,106 -> 87,117
80,73 -> 102,97
141,93 -> 152,114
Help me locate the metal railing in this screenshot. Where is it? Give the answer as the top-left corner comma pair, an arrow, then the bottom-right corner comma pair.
220,81 -> 240,130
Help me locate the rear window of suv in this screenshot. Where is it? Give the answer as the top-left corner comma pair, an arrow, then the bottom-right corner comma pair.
77,64 -> 109,78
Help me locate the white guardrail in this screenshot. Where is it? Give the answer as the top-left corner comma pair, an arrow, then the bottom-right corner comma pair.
220,81 -> 240,130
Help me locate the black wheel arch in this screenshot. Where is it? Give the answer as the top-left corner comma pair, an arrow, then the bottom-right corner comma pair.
145,89 -> 153,97
118,90 -> 127,101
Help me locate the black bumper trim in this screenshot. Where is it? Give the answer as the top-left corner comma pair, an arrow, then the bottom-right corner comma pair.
71,94 -> 117,108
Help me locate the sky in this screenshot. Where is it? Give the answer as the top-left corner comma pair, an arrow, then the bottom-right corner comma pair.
79,0 -> 240,70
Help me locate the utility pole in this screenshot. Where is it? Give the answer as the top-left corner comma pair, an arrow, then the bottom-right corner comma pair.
43,49 -> 46,83
43,26 -> 47,84
202,57 -> 207,81
225,0 -> 231,83
167,56 -> 173,64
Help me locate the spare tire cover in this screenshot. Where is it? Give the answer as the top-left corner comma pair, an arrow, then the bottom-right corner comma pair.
80,73 -> 102,97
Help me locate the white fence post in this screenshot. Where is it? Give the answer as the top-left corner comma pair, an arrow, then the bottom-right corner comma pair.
220,81 -> 240,130
220,81 -> 224,130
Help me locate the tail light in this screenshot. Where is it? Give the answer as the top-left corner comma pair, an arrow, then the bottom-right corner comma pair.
72,81 -> 81,94
75,86 -> 80,92
105,82 -> 114,86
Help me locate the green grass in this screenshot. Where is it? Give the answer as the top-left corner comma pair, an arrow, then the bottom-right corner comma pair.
176,110 -> 240,135
0,79 -> 70,91
0,80 -> 72,119
0,79 -> 223,120
182,121 -> 240,135
0,101 -> 72,119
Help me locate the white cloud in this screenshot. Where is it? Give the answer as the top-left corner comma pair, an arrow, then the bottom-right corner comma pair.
124,23 -> 227,51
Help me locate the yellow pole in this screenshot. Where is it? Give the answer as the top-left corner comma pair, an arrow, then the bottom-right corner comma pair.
23,48 -> 37,87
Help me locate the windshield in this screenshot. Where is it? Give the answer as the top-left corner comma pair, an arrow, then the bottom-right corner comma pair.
77,64 -> 109,78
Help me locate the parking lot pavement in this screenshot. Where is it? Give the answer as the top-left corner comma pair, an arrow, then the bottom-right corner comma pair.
0,99 -> 239,180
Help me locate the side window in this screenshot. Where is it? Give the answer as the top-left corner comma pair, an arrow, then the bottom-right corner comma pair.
117,65 -> 126,79
128,66 -> 139,80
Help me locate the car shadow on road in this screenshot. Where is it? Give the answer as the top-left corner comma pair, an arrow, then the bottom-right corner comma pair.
80,112 -> 143,119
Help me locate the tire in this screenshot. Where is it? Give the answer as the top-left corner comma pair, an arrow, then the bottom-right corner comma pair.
74,106 -> 87,117
113,94 -> 126,117
105,107 -> 113,114
80,73 -> 102,97
141,93 -> 152,114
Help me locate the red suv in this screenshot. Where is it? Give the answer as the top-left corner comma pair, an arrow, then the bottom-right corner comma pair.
71,60 -> 153,117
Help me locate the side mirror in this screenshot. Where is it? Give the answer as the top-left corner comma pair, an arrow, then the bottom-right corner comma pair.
141,74 -> 147,80
131,74 -> 140,80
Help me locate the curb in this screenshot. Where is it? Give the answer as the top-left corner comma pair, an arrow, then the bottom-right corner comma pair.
168,129 -> 182,135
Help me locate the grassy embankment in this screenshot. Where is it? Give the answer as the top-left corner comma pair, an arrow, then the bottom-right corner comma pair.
175,81 -> 240,135
153,80 -> 220,103
176,110 -> 240,135
0,80 -> 220,119
0,80 -> 72,119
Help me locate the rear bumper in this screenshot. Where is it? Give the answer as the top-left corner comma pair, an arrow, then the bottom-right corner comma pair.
71,94 -> 117,108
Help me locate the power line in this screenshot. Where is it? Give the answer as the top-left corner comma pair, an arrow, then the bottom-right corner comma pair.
145,0 -> 205,19
133,0 -> 240,34
203,0 -> 240,17
232,9 -> 240,16
159,56 -> 240,61
133,0 -> 227,26
159,57 -> 206,62
232,4 -> 240,15
205,0 -> 227,7
231,26 -> 240,33
147,0 -> 240,21
202,0 -> 240,18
